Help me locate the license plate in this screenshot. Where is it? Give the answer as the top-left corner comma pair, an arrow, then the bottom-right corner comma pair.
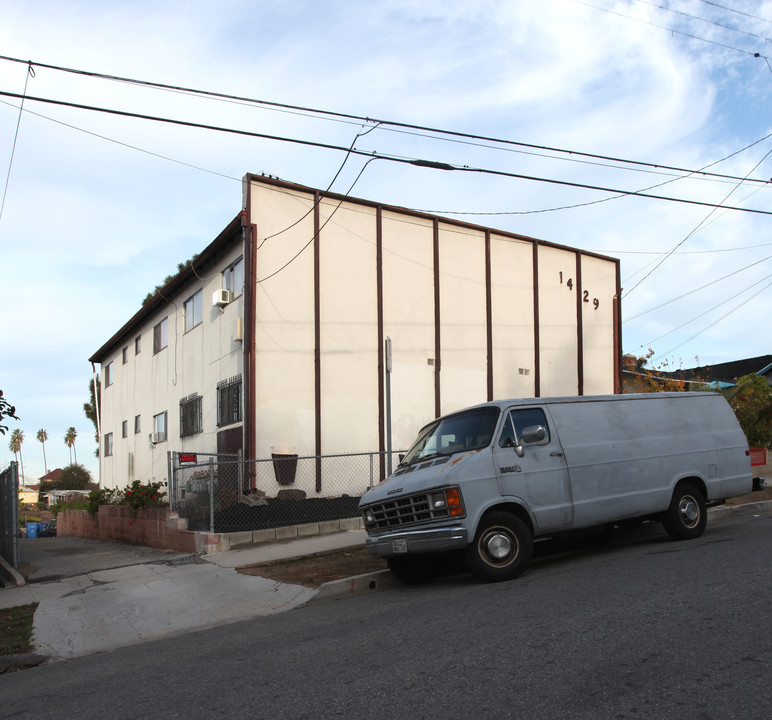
391,538 -> 408,554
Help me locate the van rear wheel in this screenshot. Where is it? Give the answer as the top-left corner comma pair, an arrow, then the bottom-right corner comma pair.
662,483 -> 706,540
466,512 -> 533,582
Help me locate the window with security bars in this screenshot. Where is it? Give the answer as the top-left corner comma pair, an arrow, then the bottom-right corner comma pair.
180,393 -> 203,437
217,375 -> 242,427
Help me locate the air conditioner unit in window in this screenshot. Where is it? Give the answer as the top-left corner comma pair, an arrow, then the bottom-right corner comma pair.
213,289 -> 233,308
150,432 -> 165,444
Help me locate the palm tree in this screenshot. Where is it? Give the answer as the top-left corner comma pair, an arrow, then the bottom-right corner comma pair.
9,428 -> 24,481
37,428 -> 49,475
64,426 -> 78,464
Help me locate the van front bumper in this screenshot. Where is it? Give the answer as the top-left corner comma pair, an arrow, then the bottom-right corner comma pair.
365,525 -> 469,557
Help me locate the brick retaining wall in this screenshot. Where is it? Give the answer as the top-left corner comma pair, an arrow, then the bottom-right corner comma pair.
58,506 -> 197,553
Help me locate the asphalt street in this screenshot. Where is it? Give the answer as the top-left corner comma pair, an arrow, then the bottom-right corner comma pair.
2,514 -> 771,719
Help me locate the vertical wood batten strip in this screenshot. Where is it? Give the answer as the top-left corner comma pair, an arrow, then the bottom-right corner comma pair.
376,206 -> 385,481
314,192 -> 322,492
532,242 -> 541,398
433,219 -> 441,417
485,230 -> 493,402
576,252 -> 584,396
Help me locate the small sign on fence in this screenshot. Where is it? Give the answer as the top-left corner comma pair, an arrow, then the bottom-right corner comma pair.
179,453 -> 198,464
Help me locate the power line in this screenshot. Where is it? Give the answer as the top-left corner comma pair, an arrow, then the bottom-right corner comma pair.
623,145 -> 772,296
632,0 -> 772,43
3,89 -> 771,218
650,280 -> 772,362
0,53 -> 768,186
695,0 -> 772,26
624,254 -> 772,322
574,0 -> 771,61
637,271 -> 772,349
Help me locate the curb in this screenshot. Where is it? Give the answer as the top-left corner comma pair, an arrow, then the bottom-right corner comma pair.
0,653 -> 46,674
0,556 -> 26,588
708,498 -> 772,523
305,569 -> 402,606
306,498 -> 772,605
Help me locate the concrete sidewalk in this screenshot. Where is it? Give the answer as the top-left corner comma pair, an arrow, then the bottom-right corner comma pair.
2,498 -> 771,670
0,529 -> 392,668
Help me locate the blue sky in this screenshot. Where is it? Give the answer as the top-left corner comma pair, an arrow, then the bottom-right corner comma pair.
2,0 -> 771,482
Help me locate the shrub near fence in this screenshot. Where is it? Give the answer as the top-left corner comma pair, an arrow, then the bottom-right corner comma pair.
170,451 -> 402,534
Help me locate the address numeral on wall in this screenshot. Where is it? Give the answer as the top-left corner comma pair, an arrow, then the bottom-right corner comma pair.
560,273 -> 599,309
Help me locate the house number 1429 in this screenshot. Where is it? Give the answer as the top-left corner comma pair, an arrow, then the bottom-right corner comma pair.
559,273 -> 599,309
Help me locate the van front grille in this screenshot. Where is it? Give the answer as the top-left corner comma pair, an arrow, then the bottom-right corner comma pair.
362,492 -> 450,531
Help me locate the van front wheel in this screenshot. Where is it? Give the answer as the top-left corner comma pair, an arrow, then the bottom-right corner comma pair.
466,512 -> 533,582
662,483 -> 706,540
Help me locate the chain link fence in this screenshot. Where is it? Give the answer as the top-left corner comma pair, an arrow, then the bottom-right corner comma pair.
1,461 -> 20,583
170,450 -> 403,534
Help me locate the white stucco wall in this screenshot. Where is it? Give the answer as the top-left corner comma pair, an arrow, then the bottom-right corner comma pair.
99,244 -> 244,489
97,178 -> 618,495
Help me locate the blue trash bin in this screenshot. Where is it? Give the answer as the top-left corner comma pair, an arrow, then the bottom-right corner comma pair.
25,522 -> 38,538
37,522 -> 48,535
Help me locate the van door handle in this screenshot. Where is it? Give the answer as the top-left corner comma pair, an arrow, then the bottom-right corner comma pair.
550,451 -> 564,458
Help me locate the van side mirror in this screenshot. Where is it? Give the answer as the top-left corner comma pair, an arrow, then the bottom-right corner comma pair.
513,425 -> 546,457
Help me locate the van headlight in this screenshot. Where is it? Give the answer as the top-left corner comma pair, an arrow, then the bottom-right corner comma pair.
430,492 -> 447,510
363,508 -> 375,524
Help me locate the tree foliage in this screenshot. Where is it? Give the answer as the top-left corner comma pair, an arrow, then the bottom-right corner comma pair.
0,389 -> 19,435
45,463 -> 97,491
84,376 -> 101,456
142,253 -> 200,305
724,373 -> 772,448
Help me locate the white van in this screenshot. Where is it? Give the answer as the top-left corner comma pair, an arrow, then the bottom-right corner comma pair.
359,392 -> 753,582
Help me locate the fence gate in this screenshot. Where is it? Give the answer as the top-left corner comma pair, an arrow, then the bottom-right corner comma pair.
0,461 -> 20,582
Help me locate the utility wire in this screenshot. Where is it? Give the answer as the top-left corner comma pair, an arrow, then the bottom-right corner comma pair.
574,0 -> 771,61
695,0 -> 772,26
632,0 -> 772,43
650,280 -> 772,362
623,145 -> 772,297
624,254 -> 772,321
3,89 -> 771,217
0,54 -> 768,186
638,271 -> 772,349
0,63 -> 34,225
256,157 -> 379,284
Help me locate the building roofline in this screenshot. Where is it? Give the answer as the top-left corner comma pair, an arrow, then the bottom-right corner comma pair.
89,213 -> 244,363
243,174 -> 621,265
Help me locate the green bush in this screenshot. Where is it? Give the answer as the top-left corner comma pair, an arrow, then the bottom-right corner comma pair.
86,480 -> 168,517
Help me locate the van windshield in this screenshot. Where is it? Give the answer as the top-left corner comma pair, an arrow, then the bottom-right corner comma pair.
400,407 -> 501,467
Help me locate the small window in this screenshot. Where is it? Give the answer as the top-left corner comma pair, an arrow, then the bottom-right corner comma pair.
153,411 -> 168,442
217,375 -> 242,427
222,257 -> 244,296
104,433 -> 113,457
121,420 -> 128,439
180,394 -> 203,437
153,317 -> 168,354
134,415 -> 141,434
184,290 -> 203,332
104,362 -> 114,387
135,335 -> 141,354
122,346 -> 128,364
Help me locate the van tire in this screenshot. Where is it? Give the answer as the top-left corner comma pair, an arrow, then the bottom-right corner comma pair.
466,512 -> 533,582
662,483 -> 707,540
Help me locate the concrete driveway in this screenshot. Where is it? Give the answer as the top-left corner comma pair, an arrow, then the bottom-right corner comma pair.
17,536 -> 191,583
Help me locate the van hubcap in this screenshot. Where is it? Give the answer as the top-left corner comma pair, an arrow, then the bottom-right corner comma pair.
485,532 -> 513,560
679,497 -> 699,526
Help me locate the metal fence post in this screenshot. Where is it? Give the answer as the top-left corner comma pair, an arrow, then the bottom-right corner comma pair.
208,457 -> 215,534
168,451 -> 175,511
